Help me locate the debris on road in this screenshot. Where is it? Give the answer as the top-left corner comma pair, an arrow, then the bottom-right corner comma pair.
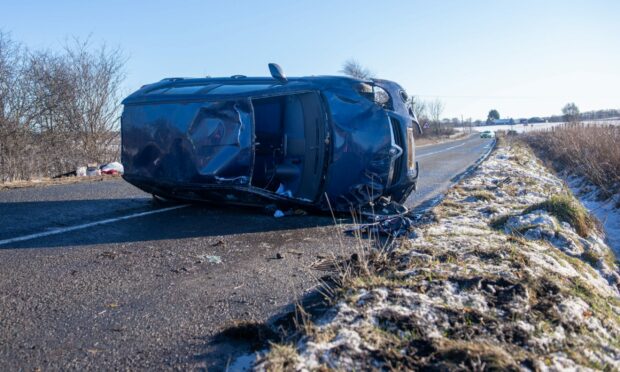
345,213 -> 418,238
98,251 -> 117,260
197,254 -> 222,264
265,203 -> 308,218
272,209 -> 304,218
100,162 -> 124,175
210,240 -> 225,247
76,166 -> 87,177
293,209 -> 307,216
86,164 -> 101,177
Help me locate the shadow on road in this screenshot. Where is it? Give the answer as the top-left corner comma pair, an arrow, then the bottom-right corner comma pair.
0,199 -> 336,249
187,290 -> 330,370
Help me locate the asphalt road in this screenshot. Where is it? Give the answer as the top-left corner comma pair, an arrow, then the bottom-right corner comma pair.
0,134 -> 493,370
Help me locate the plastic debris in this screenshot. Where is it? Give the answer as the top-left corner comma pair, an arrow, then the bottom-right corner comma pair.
76,166 -> 87,177
274,208 -> 299,218
207,255 -> 222,264
198,254 -> 222,264
86,164 -> 101,176
100,161 -> 124,175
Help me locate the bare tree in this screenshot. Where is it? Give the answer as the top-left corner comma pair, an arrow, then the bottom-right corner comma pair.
61,38 -> 125,164
340,59 -> 375,79
562,102 -> 580,123
28,50 -> 78,176
0,33 -> 126,182
428,99 -> 445,134
0,32 -> 38,181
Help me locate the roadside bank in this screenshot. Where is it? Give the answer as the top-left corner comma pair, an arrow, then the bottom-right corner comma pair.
255,138 -> 620,371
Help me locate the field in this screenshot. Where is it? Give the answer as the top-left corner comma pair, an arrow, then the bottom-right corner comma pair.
471,118 -> 620,134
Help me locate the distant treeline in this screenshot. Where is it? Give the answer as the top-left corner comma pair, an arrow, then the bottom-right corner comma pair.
472,109 -> 620,126
0,32 -> 125,182
534,109 -> 620,124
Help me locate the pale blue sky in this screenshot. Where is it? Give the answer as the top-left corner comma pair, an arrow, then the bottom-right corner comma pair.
1,0 -> 618,119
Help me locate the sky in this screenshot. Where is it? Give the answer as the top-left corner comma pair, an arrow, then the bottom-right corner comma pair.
1,0 -> 618,120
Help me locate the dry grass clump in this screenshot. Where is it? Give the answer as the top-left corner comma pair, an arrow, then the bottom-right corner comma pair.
259,344 -> 300,372
471,190 -> 495,202
524,123 -> 620,197
490,193 -> 595,238
524,193 -> 596,237
0,174 -> 120,190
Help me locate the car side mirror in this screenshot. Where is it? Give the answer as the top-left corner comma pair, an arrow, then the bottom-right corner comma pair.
413,120 -> 423,135
268,63 -> 288,83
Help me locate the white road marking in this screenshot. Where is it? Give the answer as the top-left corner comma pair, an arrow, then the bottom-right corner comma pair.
417,142 -> 467,159
0,205 -> 188,246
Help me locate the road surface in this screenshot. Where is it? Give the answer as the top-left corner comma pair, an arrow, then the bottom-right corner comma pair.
0,134 -> 493,370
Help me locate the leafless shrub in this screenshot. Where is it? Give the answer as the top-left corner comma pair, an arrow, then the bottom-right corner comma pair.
428,99 -> 444,129
407,96 -> 454,138
0,32 -> 38,181
0,32 -> 125,182
524,123 -> 620,197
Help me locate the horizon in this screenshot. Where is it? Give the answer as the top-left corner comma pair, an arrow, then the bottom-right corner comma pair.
1,0 -> 618,120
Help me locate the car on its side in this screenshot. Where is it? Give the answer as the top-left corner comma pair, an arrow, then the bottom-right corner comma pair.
121,64 -> 420,212
480,130 -> 496,138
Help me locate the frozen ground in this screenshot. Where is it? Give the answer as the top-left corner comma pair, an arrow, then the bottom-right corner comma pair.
255,139 -> 620,371
565,175 -> 620,258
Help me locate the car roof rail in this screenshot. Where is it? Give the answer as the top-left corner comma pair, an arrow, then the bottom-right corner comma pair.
160,77 -> 186,82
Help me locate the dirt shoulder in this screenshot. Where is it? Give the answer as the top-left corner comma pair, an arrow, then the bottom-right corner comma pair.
0,174 -> 122,191
255,139 -> 620,370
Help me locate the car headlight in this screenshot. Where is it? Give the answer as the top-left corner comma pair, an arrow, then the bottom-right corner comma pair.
407,127 -> 415,174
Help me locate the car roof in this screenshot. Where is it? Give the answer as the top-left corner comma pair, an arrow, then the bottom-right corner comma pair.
122,75 -> 370,105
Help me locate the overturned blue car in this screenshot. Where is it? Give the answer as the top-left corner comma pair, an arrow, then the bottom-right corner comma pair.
121,64 -> 420,212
